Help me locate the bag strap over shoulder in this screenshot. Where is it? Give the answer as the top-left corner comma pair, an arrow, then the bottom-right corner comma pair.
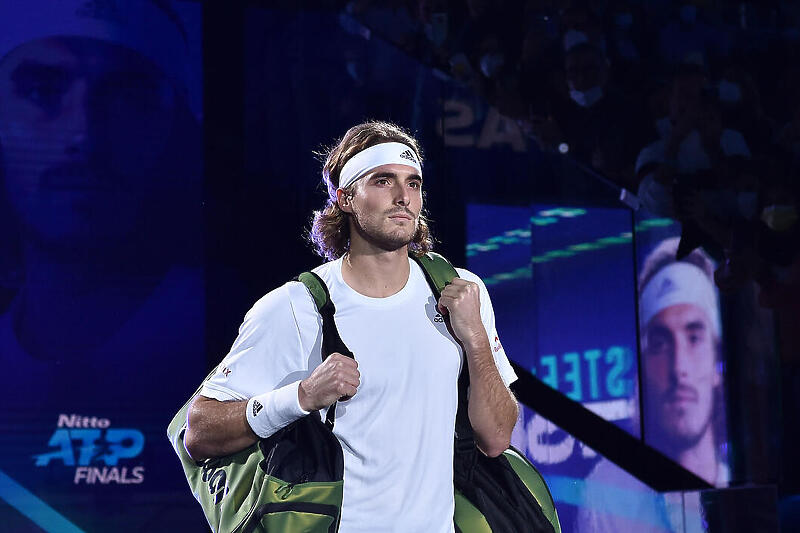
410,253 -> 475,449
295,255 -> 468,436
411,251 -> 458,300
295,271 -> 354,431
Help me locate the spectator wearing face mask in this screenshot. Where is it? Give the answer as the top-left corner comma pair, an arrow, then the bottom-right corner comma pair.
747,175 -> 799,296
603,0 -> 654,88
560,5 -> 605,53
636,69 -> 751,221
528,42 -> 653,190
716,66 -> 774,157
637,73 -> 757,258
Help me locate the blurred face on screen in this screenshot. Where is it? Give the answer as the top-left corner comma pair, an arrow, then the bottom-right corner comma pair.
0,37 -> 178,248
643,303 -> 720,452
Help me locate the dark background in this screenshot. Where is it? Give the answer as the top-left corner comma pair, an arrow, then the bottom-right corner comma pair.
1,1 -> 798,531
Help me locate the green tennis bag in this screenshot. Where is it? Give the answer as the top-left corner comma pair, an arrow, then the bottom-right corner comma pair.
411,252 -> 561,533
169,252 -> 560,532
167,271 -> 352,533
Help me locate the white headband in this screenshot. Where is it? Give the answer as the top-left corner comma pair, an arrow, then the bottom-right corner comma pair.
640,262 -> 721,336
0,1 -> 192,111
338,142 -> 422,190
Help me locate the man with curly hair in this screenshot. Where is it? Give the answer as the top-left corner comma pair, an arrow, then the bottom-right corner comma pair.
185,120 -> 518,532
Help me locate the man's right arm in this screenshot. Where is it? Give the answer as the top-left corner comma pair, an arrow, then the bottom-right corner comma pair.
184,396 -> 257,461
184,353 -> 360,461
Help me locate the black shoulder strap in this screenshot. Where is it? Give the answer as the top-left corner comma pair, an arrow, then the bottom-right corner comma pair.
410,253 -> 475,449
297,255 -> 473,441
295,271 -> 354,430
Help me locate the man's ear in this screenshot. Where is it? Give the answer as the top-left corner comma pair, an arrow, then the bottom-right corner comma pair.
337,188 -> 354,213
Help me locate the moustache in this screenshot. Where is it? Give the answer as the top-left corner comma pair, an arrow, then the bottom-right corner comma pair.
662,384 -> 698,403
386,208 -> 417,218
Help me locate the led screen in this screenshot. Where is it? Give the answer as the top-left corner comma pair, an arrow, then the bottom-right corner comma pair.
0,2 -> 207,531
467,203 -> 729,531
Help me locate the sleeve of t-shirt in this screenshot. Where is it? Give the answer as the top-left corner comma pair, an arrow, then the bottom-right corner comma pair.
455,268 -> 518,387
200,282 -> 321,430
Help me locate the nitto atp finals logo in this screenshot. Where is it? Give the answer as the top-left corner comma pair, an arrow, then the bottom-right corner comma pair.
33,414 -> 145,485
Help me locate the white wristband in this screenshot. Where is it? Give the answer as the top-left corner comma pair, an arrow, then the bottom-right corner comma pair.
246,381 -> 310,438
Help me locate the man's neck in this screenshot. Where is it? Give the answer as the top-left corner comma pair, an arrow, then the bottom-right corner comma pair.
674,427 -> 719,485
341,245 -> 411,298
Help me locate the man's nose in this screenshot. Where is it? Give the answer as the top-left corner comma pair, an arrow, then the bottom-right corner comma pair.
669,340 -> 691,379
393,183 -> 409,205
60,79 -> 91,157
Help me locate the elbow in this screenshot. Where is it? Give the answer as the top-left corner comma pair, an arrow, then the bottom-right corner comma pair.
184,399 -> 211,462
479,434 -> 511,458
183,427 -> 209,462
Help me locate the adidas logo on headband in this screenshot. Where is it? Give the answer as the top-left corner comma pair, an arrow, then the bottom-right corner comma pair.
399,149 -> 417,163
655,277 -> 676,298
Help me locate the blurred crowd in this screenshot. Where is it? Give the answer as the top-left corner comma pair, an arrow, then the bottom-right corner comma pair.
345,0 -> 800,309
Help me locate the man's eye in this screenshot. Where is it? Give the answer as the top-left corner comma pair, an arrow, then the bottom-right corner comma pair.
18,80 -> 67,111
646,333 -> 669,354
409,181 -> 421,189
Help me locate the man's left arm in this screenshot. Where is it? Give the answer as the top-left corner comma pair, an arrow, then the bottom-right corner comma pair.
438,277 -> 519,458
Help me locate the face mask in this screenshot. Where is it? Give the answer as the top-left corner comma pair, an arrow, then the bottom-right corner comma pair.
680,5 -> 697,25
615,13 -> 633,29
718,79 -> 742,104
563,29 -> 588,51
424,12 -> 448,47
737,191 -> 758,219
761,205 -> 799,231
568,84 -> 603,108
479,53 -> 505,78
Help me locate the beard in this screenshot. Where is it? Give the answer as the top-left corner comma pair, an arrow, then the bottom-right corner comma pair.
645,388 -> 715,454
350,207 -> 419,252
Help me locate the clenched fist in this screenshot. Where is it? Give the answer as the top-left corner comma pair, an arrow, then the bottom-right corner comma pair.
298,353 -> 360,411
437,278 -> 487,350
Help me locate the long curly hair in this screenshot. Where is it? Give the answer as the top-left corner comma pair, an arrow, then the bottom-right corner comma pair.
308,120 -> 434,260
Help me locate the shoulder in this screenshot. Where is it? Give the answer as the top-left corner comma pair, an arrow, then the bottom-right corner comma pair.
309,258 -> 340,289
248,259 -> 340,317
247,282 -> 303,318
242,277 -> 320,333
455,267 -> 487,290
454,267 -> 494,304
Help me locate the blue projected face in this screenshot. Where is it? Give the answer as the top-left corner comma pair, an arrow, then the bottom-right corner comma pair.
643,303 -> 721,467
0,4 -> 207,532
0,37 -> 179,246
0,32 -> 203,380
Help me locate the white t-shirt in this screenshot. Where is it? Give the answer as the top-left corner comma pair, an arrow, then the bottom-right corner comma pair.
201,257 -> 517,533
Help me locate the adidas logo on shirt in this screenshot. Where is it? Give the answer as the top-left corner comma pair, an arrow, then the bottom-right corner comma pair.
252,400 -> 263,417
399,149 -> 417,164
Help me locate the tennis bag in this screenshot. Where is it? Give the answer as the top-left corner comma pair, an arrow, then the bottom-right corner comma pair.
167,271 -> 352,533
411,252 -> 561,533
